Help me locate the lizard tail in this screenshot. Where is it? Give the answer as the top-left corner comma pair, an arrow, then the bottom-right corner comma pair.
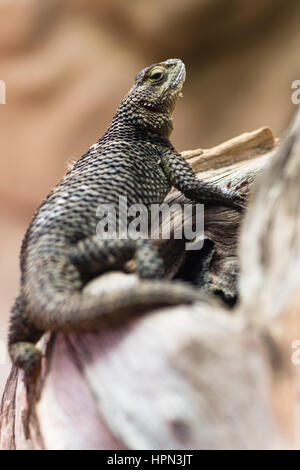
22,240 -> 209,332
26,272 -> 207,332
10,272 -> 207,374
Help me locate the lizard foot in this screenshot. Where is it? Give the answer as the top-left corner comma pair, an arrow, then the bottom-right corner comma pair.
9,341 -> 42,376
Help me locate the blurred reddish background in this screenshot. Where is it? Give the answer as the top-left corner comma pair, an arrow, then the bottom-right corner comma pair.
1,0 -> 300,394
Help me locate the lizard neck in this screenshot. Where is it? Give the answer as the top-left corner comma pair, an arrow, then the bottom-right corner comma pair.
106,98 -> 174,141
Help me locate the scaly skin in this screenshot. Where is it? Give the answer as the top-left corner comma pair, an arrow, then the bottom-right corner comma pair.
9,59 -> 244,374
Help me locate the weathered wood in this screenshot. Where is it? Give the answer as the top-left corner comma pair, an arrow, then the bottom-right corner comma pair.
237,112 -> 300,446
182,126 -> 275,169
159,127 -> 276,298
3,122 -> 299,450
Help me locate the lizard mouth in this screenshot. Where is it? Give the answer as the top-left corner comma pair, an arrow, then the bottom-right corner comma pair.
156,60 -> 186,108
160,58 -> 186,93
174,70 -> 185,99
171,60 -> 186,92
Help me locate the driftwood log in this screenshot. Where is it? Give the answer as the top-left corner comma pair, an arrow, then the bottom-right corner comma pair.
1,118 -> 300,450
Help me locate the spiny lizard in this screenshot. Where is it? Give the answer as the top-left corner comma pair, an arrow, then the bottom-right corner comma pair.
9,58 -> 244,375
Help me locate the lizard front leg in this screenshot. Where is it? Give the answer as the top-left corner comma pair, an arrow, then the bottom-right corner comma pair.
161,149 -> 245,209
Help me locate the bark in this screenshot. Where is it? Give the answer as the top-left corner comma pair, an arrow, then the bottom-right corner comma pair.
1,121 -> 299,450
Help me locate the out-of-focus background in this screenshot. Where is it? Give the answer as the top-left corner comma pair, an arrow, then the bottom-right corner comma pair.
0,0 -> 300,394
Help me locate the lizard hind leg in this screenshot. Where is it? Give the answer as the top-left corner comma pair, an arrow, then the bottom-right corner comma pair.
69,236 -> 164,280
8,294 -> 44,375
134,239 -> 165,279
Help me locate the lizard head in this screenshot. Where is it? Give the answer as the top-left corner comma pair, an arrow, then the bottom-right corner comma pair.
117,58 -> 186,138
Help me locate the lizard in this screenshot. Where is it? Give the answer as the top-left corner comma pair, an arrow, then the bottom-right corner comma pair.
8,58 -> 244,375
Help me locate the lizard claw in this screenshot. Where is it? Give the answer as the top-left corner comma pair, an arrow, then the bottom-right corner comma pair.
230,191 -> 247,210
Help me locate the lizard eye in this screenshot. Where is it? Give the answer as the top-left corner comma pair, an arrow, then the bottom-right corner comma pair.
148,66 -> 165,82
